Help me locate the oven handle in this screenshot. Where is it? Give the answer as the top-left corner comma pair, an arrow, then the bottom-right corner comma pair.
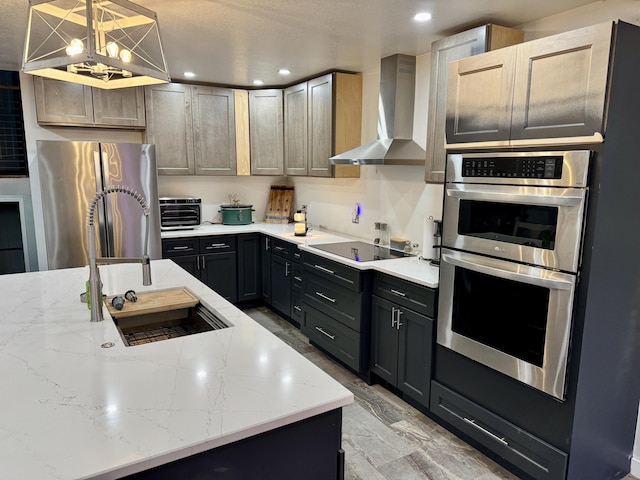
441,253 -> 574,290
447,188 -> 583,207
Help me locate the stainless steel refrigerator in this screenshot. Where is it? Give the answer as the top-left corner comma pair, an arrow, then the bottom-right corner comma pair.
36,140 -> 162,270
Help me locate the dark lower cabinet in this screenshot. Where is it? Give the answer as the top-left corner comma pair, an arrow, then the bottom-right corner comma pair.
371,295 -> 433,408
430,381 -> 568,480
169,254 -> 199,278
260,235 -> 271,303
201,251 -> 237,303
271,249 -> 292,316
237,233 -> 261,302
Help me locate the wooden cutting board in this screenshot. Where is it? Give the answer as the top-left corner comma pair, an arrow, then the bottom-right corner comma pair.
106,287 -> 199,318
265,185 -> 294,224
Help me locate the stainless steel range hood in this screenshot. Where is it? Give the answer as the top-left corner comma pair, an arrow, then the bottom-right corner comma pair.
330,54 -> 426,166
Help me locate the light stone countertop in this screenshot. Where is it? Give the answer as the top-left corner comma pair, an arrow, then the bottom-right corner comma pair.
162,223 -> 440,289
0,260 -> 353,479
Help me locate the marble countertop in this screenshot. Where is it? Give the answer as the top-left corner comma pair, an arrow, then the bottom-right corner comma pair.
162,223 -> 440,289
0,260 -> 353,479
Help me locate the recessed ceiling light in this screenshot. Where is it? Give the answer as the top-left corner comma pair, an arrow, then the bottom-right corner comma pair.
184,71 -> 196,78
413,12 -> 432,22
278,69 -> 291,75
253,79 -> 264,86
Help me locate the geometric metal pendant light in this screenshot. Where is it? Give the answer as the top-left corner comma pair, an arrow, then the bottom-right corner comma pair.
22,0 -> 170,89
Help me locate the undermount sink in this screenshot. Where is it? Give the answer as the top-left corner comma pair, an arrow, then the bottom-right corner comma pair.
107,288 -> 231,346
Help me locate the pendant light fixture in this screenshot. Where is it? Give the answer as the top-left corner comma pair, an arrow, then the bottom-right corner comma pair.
22,0 -> 170,89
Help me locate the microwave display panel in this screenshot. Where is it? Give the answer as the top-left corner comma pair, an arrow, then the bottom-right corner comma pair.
451,266 -> 550,367
462,156 -> 563,179
458,200 -> 558,250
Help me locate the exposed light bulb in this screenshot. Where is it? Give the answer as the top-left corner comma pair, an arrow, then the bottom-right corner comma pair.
119,49 -> 132,63
106,41 -> 119,58
65,38 -> 84,56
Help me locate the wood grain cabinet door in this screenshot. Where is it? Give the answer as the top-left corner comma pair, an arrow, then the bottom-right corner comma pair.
445,48 -> 517,148
284,82 -> 308,175
145,83 -> 195,175
33,77 -> 94,125
510,21 -> 613,145
192,86 -> 237,175
249,89 -> 284,175
307,74 -> 333,177
92,87 -> 146,127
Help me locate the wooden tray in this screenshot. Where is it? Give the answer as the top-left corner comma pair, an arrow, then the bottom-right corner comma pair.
106,287 -> 199,318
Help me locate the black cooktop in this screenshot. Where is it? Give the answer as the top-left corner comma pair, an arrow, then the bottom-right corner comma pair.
310,241 -> 411,262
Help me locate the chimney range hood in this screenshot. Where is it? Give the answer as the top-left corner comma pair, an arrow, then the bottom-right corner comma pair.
330,54 -> 426,166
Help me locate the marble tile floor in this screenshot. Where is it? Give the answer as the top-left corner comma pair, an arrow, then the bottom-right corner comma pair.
243,306 -> 638,480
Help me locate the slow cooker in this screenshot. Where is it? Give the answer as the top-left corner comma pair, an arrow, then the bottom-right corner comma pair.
219,204 -> 254,225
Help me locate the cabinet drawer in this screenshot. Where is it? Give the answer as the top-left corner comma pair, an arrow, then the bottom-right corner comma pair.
200,235 -> 236,253
303,305 -> 360,372
162,237 -> 199,257
290,292 -> 304,324
303,272 -> 362,331
430,382 -> 567,480
271,238 -> 294,259
373,273 -> 436,318
303,252 -> 361,292
291,262 -> 304,291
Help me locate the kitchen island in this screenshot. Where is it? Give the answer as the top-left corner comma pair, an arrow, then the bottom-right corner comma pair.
0,260 -> 353,479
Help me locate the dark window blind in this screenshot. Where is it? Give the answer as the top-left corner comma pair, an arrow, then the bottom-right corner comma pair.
0,71 -> 28,177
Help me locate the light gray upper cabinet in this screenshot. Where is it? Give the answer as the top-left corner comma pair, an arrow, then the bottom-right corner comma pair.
284,82 -> 308,175
445,21 -> 613,149
192,86 -> 237,176
33,76 -> 145,128
249,89 -> 284,176
283,72 -> 362,178
145,83 -> 194,175
425,25 -> 523,183
145,83 -> 237,176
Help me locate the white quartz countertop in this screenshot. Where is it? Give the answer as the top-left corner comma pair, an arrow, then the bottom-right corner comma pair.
162,223 -> 440,288
0,260 -> 353,479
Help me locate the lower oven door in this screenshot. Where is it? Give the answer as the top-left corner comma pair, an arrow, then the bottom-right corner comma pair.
437,248 -> 576,400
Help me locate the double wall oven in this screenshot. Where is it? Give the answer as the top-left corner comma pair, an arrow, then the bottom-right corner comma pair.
437,151 -> 590,400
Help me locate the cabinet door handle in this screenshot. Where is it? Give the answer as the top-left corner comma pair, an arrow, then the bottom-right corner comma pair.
173,245 -> 191,250
201,255 -> 205,270
285,261 -> 290,276
197,256 -> 201,270
391,289 -> 406,297
265,238 -> 270,250
391,306 -> 397,327
314,264 -> 335,275
293,305 -> 302,312
315,291 -> 336,303
294,276 -> 303,282
396,309 -> 403,329
462,417 -> 509,446
205,243 -> 228,249
315,326 -> 336,340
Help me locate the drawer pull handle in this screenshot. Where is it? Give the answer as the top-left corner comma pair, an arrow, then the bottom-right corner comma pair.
275,246 -> 286,251
293,305 -> 302,312
315,326 -> 336,340
294,252 -> 301,258
391,289 -> 406,297
173,246 -> 191,250
314,264 -> 335,275
462,417 -> 509,446
206,243 -> 228,249
294,276 -> 303,282
315,291 -> 336,303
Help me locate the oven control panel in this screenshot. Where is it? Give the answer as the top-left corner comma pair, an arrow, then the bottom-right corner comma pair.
462,156 -> 563,179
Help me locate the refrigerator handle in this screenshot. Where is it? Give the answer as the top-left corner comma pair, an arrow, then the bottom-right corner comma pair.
93,150 -> 109,258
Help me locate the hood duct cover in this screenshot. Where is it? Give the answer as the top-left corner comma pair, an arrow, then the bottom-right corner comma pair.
331,54 -> 426,166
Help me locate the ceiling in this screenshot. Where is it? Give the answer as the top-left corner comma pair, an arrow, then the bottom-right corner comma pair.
1,0 -> 599,87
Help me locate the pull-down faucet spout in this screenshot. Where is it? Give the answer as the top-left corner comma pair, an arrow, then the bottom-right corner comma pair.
87,185 -> 152,322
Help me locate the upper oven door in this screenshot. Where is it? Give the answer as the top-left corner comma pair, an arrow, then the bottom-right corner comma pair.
437,248 -> 576,400
442,183 -> 587,272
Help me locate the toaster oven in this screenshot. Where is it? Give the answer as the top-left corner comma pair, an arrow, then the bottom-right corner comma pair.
159,197 -> 201,230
